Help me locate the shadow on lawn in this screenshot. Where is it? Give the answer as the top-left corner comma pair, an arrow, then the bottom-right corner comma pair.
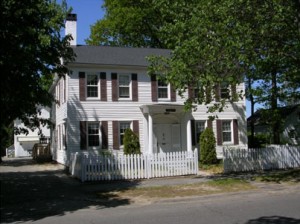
0,159 -> 140,223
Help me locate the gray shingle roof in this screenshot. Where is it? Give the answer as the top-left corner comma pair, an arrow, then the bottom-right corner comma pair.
70,45 -> 170,67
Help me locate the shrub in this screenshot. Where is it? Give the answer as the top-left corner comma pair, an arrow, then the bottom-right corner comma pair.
123,129 -> 141,155
199,127 -> 217,165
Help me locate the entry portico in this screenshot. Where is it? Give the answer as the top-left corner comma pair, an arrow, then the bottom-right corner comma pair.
140,104 -> 193,154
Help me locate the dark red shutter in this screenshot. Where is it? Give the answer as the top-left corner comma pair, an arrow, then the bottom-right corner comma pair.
231,84 -> 237,102
215,83 -> 220,102
101,121 -> 108,149
111,73 -> 118,101
133,120 -> 139,136
80,121 -> 87,150
63,76 -> 66,103
171,85 -> 176,102
112,121 -> 119,149
205,86 -> 212,103
132,73 -> 138,101
207,120 -> 213,129
79,72 -> 86,101
151,74 -> 158,102
216,120 -> 222,146
188,86 -> 194,100
100,72 -> 107,101
191,120 -> 196,146
233,119 -> 239,145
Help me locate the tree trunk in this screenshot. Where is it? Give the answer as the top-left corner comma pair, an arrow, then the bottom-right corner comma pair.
248,77 -> 255,147
271,72 -> 280,144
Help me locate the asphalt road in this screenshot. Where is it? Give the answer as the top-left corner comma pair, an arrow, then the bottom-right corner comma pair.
1,157 -> 300,224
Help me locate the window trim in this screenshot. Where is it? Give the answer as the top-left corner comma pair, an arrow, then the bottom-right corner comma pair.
119,121 -> 131,147
220,82 -> 230,99
157,79 -> 170,100
222,120 -> 233,144
118,73 -> 132,100
195,120 -> 206,144
86,122 -> 101,149
86,73 -> 100,100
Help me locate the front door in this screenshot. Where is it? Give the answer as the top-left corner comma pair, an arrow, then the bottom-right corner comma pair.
153,124 -> 181,153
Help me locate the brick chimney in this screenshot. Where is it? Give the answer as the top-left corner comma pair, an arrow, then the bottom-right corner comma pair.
65,14 -> 77,46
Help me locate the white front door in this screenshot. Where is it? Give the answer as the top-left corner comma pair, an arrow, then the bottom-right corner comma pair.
153,124 -> 181,153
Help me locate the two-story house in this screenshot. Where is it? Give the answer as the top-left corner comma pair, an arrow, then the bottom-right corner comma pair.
50,14 -> 247,165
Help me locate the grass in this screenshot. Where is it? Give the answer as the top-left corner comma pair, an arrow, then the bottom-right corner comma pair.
254,168 -> 300,183
199,160 -> 224,174
96,178 -> 254,202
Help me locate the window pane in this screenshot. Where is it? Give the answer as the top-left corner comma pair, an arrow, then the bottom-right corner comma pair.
158,88 -> 168,98
88,123 -> 99,147
158,79 -> 168,87
222,121 -> 231,142
221,82 -> 229,99
119,122 -> 130,145
88,135 -> 99,147
223,132 -> 231,142
119,75 -> 130,85
119,87 -> 130,98
222,121 -> 231,131
196,121 -> 205,141
87,75 -> 98,85
87,74 -> 98,98
87,86 -> 98,97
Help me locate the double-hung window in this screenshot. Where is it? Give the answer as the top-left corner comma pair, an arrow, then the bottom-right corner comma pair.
87,122 -> 100,147
119,74 -> 131,99
220,82 -> 230,99
119,121 -> 131,146
195,121 -> 206,142
222,120 -> 232,143
158,79 -> 169,99
87,74 -> 99,98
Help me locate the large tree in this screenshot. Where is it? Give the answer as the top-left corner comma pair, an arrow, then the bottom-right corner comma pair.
89,0 -> 300,143
0,0 -> 74,159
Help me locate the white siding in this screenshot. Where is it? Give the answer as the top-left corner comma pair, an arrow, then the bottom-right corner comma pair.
59,65 -> 247,162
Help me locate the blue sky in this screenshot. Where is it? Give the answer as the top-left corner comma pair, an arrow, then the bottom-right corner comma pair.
63,0 -> 254,118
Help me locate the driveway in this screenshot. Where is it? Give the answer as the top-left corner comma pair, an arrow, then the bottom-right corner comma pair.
1,157 -> 144,223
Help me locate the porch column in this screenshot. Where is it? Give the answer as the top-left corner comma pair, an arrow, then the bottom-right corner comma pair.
148,114 -> 153,154
187,119 -> 192,152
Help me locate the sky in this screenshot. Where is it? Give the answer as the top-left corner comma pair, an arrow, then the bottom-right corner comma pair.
62,0 -> 254,118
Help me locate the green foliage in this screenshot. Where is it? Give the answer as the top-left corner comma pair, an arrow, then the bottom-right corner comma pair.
123,129 -> 141,155
199,128 -> 217,165
0,0 -> 74,156
248,133 -> 270,148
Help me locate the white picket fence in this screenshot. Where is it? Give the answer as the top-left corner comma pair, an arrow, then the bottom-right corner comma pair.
70,150 -> 198,182
223,145 -> 300,173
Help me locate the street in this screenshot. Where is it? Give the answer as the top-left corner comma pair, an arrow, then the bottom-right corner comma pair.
1,157 -> 300,224
18,187 -> 300,224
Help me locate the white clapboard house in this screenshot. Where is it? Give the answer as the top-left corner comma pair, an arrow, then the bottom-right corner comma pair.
50,14 -> 247,165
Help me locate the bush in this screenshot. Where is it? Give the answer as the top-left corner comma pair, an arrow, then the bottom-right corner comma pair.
199,127 -> 217,165
123,129 -> 141,155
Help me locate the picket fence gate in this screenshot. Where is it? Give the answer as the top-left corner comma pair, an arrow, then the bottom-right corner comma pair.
70,150 -> 198,182
223,145 -> 300,173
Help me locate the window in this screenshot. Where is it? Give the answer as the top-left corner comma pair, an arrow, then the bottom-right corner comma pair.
119,74 -> 130,98
195,121 -> 206,142
87,123 -> 100,147
86,74 -> 99,98
158,79 -> 169,99
220,82 -> 230,99
119,121 -> 131,146
222,121 -> 232,142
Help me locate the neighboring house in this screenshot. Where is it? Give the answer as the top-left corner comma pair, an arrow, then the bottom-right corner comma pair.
50,14 -> 247,165
247,104 -> 300,145
14,107 -> 50,157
